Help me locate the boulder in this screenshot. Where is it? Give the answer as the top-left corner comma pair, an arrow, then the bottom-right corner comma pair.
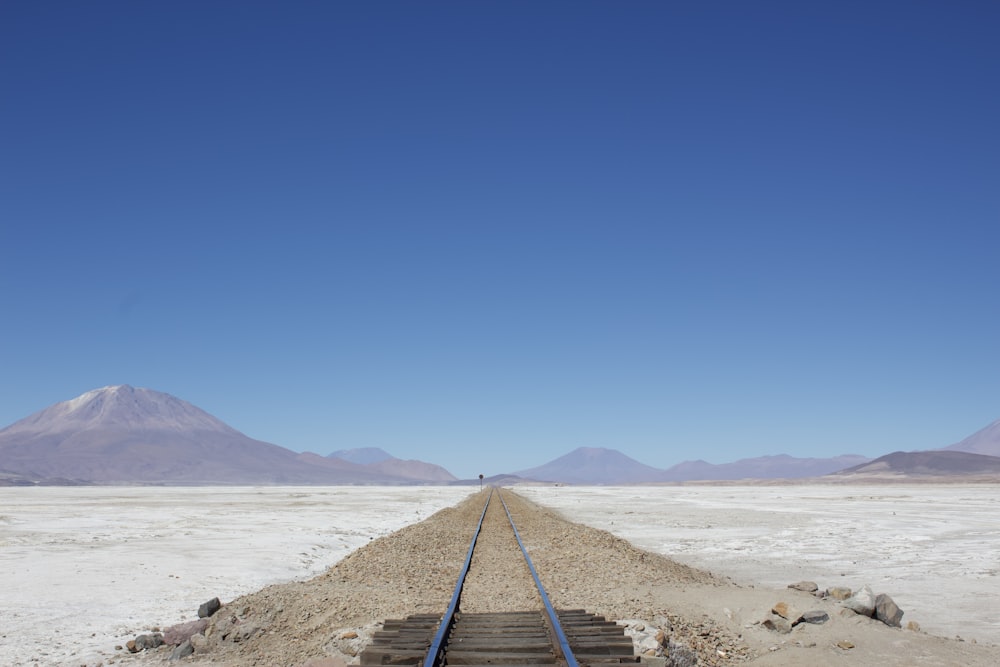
799,610 -> 830,625
842,585 -> 876,617
788,581 -> 818,593
762,613 -> 793,634
198,597 -> 222,618
169,639 -> 194,661
164,619 -> 209,646
133,633 -> 164,651
875,593 -> 904,627
772,602 -> 801,622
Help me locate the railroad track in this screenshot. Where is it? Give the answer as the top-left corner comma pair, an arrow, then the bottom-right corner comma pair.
361,489 -> 637,666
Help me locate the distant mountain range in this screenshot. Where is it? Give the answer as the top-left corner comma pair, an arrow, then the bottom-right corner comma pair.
1,385 -> 997,485
513,448 -> 874,484
0,386 -> 454,485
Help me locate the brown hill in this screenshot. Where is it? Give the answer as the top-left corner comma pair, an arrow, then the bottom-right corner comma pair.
835,450 -> 1000,476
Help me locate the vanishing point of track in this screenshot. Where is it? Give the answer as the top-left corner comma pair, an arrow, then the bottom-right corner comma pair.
362,488 -> 637,666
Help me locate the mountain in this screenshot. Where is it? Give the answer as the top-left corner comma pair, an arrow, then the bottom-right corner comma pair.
511,448 -> 871,484
329,447 -> 394,465
325,448 -> 456,482
836,450 -> 1000,476
660,454 -> 872,481
364,458 -> 456,482
0,386 -> 450,485
514,447 -> 666,484
942,418 -> 1000,457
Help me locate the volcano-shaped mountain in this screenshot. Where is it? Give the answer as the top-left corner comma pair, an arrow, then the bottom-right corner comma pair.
514,447 -> 667,484
942,418 -> 1000,457
0,385 -> 441,484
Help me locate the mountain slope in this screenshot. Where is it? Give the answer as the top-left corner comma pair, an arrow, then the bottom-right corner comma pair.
328,447 -> 394,465
943,418 -> 1000,457
326,448 -> 456,481
0,386 -> 431,484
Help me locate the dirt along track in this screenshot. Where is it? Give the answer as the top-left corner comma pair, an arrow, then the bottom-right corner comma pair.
363,489 -> 637,666
125,488 -> 999,667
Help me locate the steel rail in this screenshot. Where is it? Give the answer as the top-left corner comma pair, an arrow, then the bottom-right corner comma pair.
497,489 -> 580,667
422,488 -> 494,667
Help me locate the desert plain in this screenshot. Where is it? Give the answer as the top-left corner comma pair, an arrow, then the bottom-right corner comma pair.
1,483 -> 998,666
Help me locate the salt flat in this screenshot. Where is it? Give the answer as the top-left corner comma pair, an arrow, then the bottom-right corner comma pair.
2,484 -> 997,666
0,486 -> 473,667
518,484 -> 1000,646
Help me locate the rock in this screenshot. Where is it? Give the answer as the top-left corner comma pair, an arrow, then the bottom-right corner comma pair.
339,631 -> 358,639
169,639 -> 194,661
836,640 -> 855,650
126,640 -> 137,653
164,619 -> 209,646
762,613 -> 793,634
620,620 -> 665,657
788,581 -> 818,593
636,633 -> 663,654
772,602 -> 801,622
875,593 -> 904,627
826,586 -> 852,600
133,633 -> 164,651
906,620 -> 921,632
799,610 -> 829,625
665,640 -> 698,667
843,585 -> 876,617
190,633 -> 209,650
198,597 -> 222,618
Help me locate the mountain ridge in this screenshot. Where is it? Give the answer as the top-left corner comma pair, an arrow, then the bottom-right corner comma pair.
0,386 -> 453,485
3,385 -> 996,485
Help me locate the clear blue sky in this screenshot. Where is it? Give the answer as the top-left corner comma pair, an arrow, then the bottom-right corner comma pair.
2,2 -> 998,479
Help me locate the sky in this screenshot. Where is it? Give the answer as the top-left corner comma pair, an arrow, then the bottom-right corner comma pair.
1,2 -> 998,479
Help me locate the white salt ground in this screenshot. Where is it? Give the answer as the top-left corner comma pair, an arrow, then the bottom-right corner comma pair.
1,484 -> 997,666
516,484 -> 1000,645
0,486 -> 473,667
